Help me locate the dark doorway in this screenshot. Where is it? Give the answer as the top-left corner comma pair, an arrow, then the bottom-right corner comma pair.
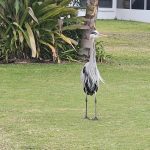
147,0 -> 150,10
99,0 -> 113,8
132,0 -> 144,9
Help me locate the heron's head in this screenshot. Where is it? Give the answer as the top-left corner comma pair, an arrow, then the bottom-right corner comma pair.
90,30 -> 107,39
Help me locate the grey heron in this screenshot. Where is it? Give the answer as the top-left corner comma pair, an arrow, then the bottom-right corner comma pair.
81,30 -> 104,120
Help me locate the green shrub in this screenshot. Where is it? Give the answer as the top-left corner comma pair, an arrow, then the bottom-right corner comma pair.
0,0 -> 82,63
96,41 -> 112,63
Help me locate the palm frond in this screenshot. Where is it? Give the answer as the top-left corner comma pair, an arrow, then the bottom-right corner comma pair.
25,23 -> 37,58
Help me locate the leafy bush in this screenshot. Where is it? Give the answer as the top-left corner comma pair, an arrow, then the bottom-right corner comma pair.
96,41 -> 112,63
0,0 -> 81,63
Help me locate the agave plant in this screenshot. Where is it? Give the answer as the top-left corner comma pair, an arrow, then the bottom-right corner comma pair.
0,0 -> 81,63
0,0 -> 37,61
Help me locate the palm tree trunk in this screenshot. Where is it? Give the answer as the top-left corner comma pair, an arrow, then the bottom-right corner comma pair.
79,0 -> 99,60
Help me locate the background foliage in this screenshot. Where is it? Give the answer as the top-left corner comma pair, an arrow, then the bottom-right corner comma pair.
0,0 -> 82,63
96,41 -> 112,63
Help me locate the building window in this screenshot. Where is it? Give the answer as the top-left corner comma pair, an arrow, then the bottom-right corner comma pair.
131,0 -> 144,9
70,0 -> 87,8
147,0 -> 150,10
117,0 -> 130,9
99,0 -> 113,8
80,0 -> 87,8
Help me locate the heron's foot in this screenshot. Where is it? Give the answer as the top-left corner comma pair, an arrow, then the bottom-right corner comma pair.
92,117 -> 98,120
84,116 -> 89,119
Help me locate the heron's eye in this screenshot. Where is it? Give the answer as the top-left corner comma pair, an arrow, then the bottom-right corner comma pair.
91,32 -> 97,35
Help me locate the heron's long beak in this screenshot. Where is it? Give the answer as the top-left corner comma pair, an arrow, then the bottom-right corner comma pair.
99,33 -> 108,37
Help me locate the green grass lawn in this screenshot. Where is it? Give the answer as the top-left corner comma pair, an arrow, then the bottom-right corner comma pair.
0,20 -> 150,149
97,20 -> 150,65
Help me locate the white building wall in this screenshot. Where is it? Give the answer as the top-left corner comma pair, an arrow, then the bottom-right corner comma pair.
97,0 -> 116,19
97,9 -> 116,19
77,0 -> 150,23
116,9 -> 150,23
78,9 -> 86,17
78,8 -> 116,20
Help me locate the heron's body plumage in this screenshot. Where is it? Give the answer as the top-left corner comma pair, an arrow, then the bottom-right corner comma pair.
80,30 -> 104,119
81,62 -> 100,95
81,36 -> 104,96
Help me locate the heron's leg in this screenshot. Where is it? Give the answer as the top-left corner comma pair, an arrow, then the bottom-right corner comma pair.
84,93 -> 88,119
93,92 -> 98,120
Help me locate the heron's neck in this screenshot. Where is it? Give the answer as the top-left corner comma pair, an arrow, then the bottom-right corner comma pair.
89,38 -> 96,64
